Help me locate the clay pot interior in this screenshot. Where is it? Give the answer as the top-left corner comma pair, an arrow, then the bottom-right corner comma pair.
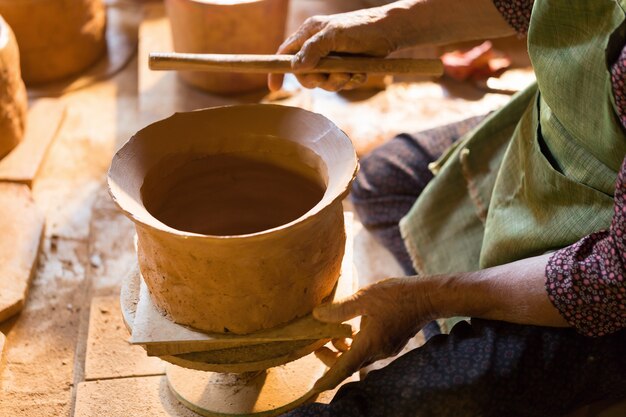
141,149 -> 326,236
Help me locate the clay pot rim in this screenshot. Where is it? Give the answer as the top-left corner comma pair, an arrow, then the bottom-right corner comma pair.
0,17 -> 9,50
108,104 -> 359,240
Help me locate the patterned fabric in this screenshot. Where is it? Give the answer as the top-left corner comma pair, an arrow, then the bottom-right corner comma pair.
612,46 -> 626,130
493,0 -> 626,337
546,157 -> 626,337
285,318 -> 626,417
492,0 -> 534,35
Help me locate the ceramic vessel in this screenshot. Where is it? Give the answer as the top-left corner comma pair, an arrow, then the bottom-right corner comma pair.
0,0 -> 106,84
165,0 -> 290,94
108,105 -> 357,334
0,16 -> 27,159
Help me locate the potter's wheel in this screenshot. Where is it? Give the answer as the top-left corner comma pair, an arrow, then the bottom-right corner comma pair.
119,214 -> 357,417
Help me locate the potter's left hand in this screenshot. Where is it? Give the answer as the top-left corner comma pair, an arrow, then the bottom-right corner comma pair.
311,277 -> 434,392
310,254 -> 573,392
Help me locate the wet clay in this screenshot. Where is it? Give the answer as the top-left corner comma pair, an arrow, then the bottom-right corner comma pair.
142,154 -> 325,236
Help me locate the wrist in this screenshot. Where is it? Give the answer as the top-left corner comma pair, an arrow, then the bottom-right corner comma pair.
420,271 -> 494,320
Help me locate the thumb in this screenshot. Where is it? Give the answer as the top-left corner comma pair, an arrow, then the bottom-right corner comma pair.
314,293 -> 364,323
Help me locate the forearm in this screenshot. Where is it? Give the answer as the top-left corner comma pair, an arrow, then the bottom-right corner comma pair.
380,0 -> 516,48
423,253 -> 569,327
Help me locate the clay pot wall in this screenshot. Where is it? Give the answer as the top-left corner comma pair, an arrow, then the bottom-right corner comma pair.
165,0 -> 289,94
0,0 -> 107,84
0,16 -> 27,158
108,105 -> 358,334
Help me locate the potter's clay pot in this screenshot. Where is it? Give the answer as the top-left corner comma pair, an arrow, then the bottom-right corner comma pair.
0,0 -> 106,84
0,16 -> 27,159
108,105 -> 357,334
165,0 -> 289,94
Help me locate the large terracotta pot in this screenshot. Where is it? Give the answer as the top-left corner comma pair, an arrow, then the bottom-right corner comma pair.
165,0 -> 289,94
108,105 -> 358,334
0,16 -> 27,159
0,0 -> 106,84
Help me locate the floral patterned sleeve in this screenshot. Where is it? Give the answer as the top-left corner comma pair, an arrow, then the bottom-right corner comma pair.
544,47 -> 626,337
492,0 -> 534,36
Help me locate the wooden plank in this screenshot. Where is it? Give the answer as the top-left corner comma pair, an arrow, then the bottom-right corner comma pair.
85,296 -> 164,381
0,99 -> 66,187
74,376 -> 200,417
0,183 -> 44,322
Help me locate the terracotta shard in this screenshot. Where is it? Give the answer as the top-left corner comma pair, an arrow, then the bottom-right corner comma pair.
0,16 -> 27,159
0,183 -> 45,323
109,105 -> 358,334
165,0 -> 289,94
0,0 -> 107,84
0,99 -> 66,187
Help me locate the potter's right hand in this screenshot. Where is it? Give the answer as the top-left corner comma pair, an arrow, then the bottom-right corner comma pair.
268,0 -> 519,92
310,277 -> 435,392
268,5 -> 404,92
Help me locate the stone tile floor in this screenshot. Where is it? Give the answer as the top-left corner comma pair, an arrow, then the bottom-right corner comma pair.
0,2 -> 546,417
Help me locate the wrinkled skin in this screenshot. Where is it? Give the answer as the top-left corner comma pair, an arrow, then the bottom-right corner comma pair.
268,8 -> 400,92
311,277 -> 435,392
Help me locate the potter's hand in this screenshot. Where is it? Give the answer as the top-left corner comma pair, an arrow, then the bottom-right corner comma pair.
310,253 -> 573,392
268,0 -> 518,92
268,6 -> 403,92
311,277 -> 434,392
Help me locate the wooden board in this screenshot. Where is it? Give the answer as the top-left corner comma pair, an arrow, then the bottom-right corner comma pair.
0,183 -> 45,322
85,296 -> 164,381
127,213 -> 355,356
0,99 -> 66,187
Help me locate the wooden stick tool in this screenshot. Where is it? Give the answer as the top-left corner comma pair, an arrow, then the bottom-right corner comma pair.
149,53 -> 444,76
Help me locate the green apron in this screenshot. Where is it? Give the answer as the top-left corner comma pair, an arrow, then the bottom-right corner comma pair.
400,0 -> 626,275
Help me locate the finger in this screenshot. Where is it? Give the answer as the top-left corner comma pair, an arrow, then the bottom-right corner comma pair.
332,337 -> 351,352
315,346 -> 341,368
342,73 -> 368,90
314,292 -> 365,323
313,334 -> 370,392
293,29 -> 335,71
278,16 -> 325,55
268,74 -> 285,92
295,73 -> 328,89
319,72 -> 352,92
268,19 -> 324,91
